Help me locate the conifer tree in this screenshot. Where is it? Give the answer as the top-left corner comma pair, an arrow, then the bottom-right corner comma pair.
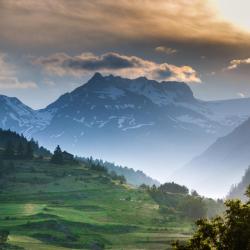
51,145 -> 63,164
17,142 -> 25,159
25,141 -> 34,159
0,160 -> 5,178
0,230 -> 9,246
3,141 -> 15,160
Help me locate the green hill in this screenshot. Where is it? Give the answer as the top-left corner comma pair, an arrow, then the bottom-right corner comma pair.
0,130 -> 224,250
0,159 -> 189,250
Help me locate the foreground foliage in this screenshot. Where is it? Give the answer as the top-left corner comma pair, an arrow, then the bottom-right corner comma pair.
173,186 -> 250,250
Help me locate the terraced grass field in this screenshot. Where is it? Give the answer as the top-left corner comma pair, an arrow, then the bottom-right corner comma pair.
0,160 -> 192,249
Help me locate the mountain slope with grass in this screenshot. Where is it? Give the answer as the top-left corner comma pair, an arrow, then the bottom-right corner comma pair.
0,130 -> 224,250
0,159 -> 192,250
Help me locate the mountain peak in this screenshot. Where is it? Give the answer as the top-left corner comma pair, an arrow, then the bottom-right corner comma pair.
0,94 -> 26,106
71,73 -> 196,106
91,72 -> 104,81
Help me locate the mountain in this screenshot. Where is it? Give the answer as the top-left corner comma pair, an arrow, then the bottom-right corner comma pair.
30,74 -> 250,178
0,95 -> 35,133
173,117 -> 250,198
0,94 -> 52,137
227,166 -> 250,201
1,73 -> 250,182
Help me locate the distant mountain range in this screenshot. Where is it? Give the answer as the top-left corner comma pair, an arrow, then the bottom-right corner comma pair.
1,73 -> 250,195
227,166 -> 250,202
173,116 -> 250,198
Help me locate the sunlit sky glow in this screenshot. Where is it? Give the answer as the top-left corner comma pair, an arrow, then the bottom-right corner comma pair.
216,0 -> 250,30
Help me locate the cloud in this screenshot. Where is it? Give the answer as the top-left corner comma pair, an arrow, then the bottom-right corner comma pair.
0,53 -> 37,89
227,58 -> 250,70
43,79 -> 56,86
237,92 -> 245,98
155,46 -> 178,55
34,52 -> 201,83
1,0 -> 250,51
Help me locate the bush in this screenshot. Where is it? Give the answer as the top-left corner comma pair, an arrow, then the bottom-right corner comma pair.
158,182 -> 189,195
0,230 -> 9,245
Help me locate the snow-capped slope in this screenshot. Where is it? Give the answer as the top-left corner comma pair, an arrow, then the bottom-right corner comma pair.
39,73 -> 250,137
0,95 -> 35,134
0,95 -> 53,137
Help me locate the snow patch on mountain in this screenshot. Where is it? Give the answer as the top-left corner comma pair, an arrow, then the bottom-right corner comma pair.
51,131 -> 65,138
177,115 -> 213,130
95,86 -> 125,100
122,122 -> 155,131
3,96 -> 33,116
128,82 -> 176,106
73,117 -> 85,124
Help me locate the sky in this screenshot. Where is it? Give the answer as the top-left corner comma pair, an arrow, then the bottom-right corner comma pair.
0,0 -> 250,109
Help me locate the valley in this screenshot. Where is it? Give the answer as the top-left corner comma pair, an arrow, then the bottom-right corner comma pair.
2,74 -> 250,197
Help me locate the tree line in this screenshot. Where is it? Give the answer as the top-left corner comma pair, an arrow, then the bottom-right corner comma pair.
0,129 -> 50,160
140,182 -> 224,221
1,140 -> 34,160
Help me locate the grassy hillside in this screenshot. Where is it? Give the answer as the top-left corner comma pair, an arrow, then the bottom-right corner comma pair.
0,159 -> 196,250
0,130 -> 224,250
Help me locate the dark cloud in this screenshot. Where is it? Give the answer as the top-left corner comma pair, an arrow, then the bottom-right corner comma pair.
61,53 -> 141,71
33,52 -> 201,83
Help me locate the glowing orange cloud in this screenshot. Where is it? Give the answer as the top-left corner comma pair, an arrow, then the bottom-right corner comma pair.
1,0 -> 250,49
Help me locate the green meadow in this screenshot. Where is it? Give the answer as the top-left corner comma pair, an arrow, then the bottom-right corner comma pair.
0,160 -> 192,250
